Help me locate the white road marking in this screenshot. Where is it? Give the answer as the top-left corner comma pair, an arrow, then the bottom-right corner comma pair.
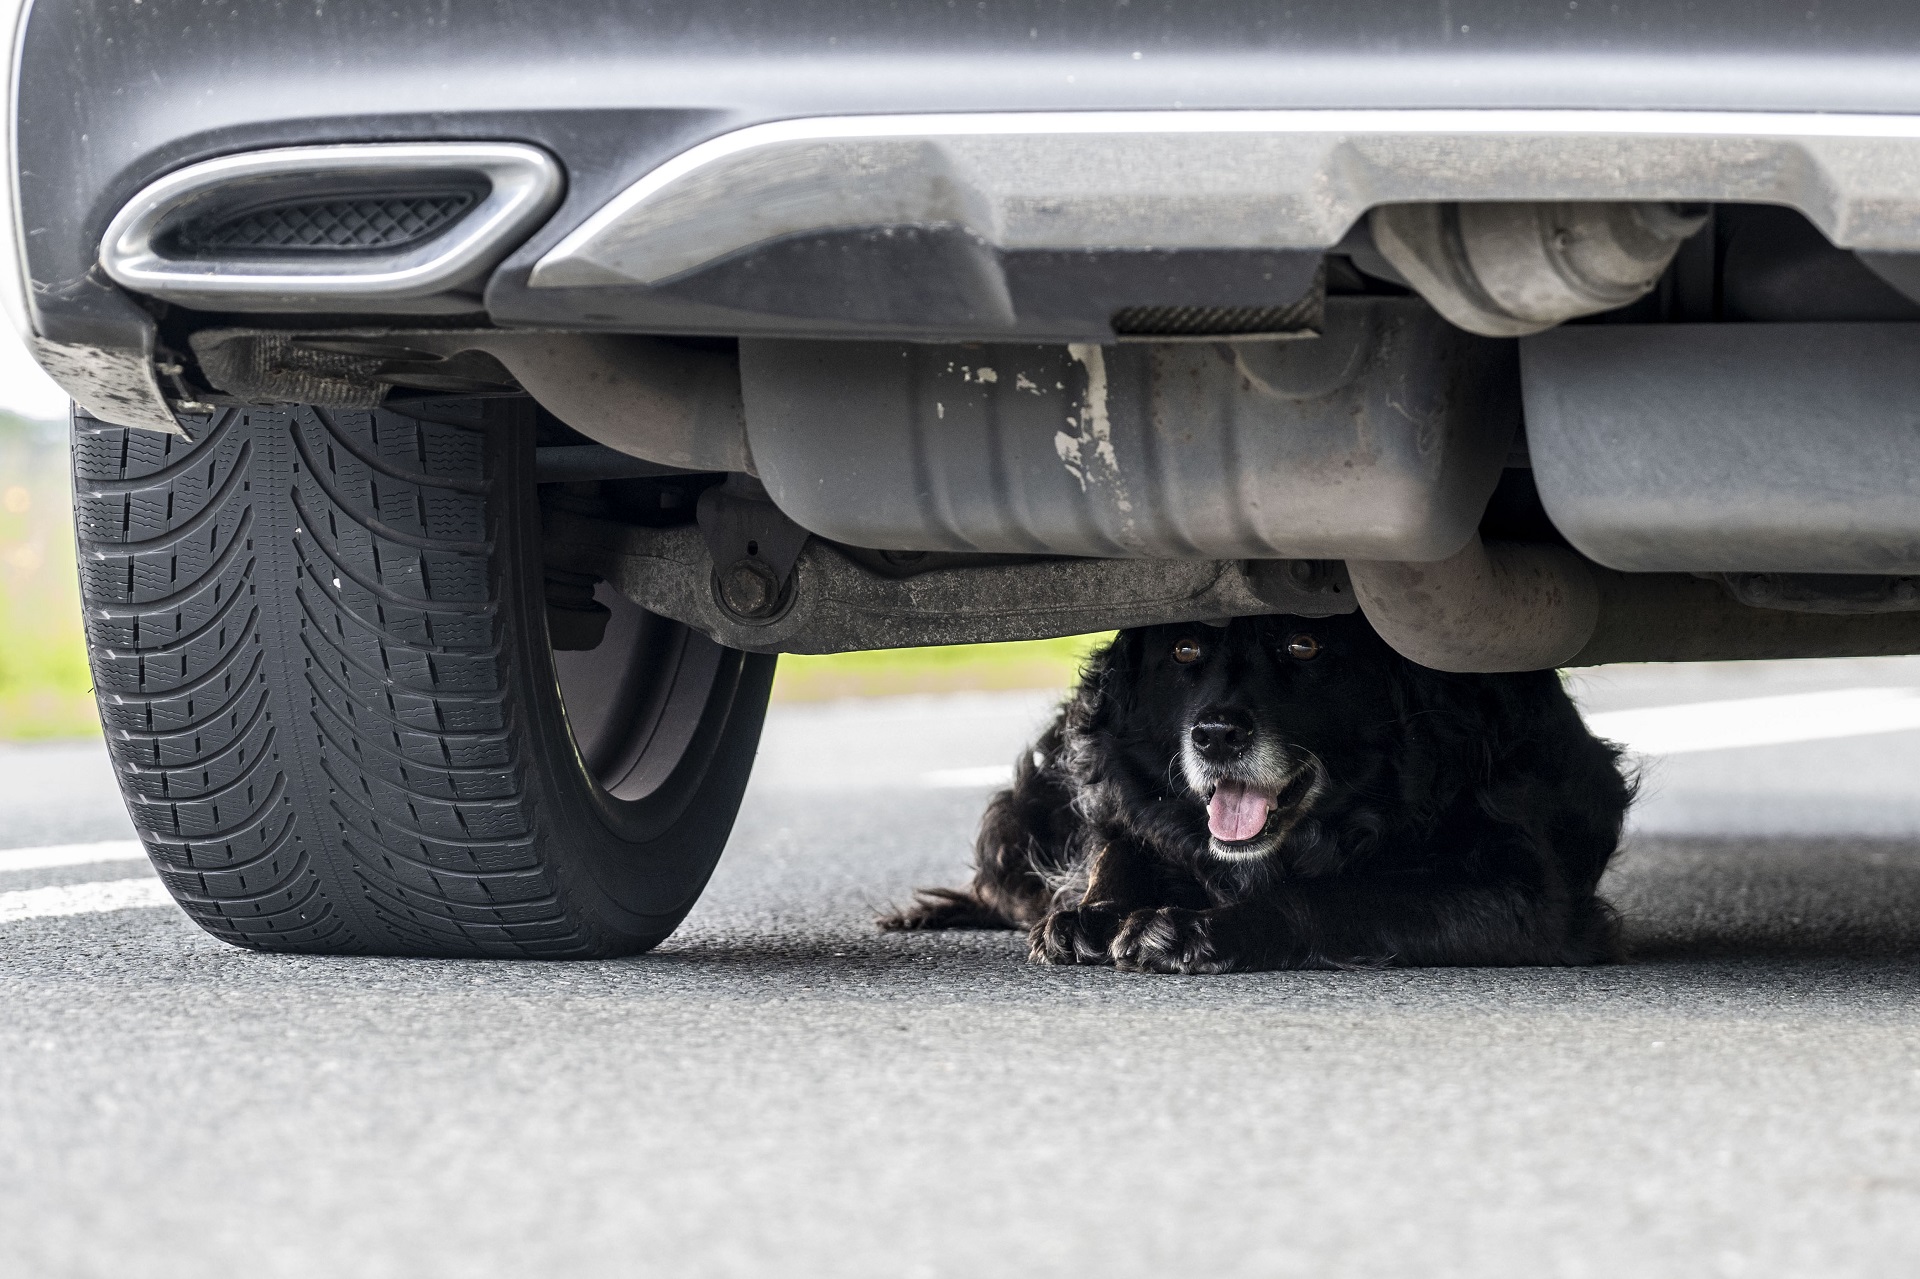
0,839 -> 147,874
922,764 -> 1016,788
0,877 -> 171,924
919,687 -> 1920,784
3,687 -> 1918,924
1586,687 -> 1920,756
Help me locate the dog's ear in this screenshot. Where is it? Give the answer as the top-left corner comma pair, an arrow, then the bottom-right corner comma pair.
1091,630 -> 1145,721
1383,658 -> 1491,824
1064,630 -> 1139,739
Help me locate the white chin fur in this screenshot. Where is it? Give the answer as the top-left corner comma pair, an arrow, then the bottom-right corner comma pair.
1184,735 -> 1325,861
1206,833 -> 1282,862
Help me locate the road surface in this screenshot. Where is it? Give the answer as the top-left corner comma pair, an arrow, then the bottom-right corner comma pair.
6,656 -> 1920,1278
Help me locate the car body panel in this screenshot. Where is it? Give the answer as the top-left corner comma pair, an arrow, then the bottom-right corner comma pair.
18,0 -> 1920,354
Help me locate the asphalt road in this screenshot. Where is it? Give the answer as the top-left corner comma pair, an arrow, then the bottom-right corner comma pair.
7,658 -> 1920,1278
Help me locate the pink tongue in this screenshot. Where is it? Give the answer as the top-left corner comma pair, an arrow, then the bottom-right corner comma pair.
1208,780 -> 1272,843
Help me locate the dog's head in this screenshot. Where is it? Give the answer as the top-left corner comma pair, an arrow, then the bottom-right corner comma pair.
1086,613 -> 1409,862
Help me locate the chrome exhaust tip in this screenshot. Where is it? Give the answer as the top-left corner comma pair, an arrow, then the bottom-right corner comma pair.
99,141 -> 562,312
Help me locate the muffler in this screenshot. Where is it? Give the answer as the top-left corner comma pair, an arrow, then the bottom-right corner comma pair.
738,297 -> 1517,562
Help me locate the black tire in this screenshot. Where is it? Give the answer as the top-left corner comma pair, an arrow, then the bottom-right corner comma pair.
72,396 -> 774,958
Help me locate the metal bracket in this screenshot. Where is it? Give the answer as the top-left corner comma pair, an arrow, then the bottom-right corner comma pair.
696,477 -> 812,624
544,509 -> 1361,655
1243,559 -> 1356,618
1713,572 -> 1920,615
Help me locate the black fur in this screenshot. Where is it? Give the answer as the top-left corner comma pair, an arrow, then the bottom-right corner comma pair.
879,612 -> 1633,973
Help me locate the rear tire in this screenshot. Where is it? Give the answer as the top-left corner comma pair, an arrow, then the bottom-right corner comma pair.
72,396 -> 773,957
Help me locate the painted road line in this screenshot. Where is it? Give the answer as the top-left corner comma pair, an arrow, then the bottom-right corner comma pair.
919,686 -> 1920,785
0,840 -> 147,874
922,764 -> 1017,788
0,877 -> 170,925
1587,687 -> 1920,756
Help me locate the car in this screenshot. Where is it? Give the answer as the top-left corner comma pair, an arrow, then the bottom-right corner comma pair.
10,0 -> 1920,958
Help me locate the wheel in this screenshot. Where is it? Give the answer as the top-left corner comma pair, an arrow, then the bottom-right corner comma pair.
72,395 -> 774,958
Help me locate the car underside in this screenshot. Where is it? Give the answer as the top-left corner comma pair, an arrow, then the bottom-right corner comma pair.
18,0 -> 1920,956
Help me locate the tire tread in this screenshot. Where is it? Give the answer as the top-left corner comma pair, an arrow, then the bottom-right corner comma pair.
75,402 -> 598,956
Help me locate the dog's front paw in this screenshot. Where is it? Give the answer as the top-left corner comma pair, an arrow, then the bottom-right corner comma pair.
1028,905 -> 1121,966
1110,908 -> 1237,975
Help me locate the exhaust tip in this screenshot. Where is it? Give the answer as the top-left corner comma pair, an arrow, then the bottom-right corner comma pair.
99,142 -> 562,311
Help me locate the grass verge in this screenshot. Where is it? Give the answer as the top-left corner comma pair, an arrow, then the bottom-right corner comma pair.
769,632 -> 1110,702
0,414 -> 97,740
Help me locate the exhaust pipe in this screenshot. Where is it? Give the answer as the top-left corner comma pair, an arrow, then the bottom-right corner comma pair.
1353,534 -> 1920,672
1349,537 -> 1601,672
1369,202 -> 1706,338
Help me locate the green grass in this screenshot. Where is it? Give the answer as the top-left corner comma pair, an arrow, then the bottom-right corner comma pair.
0,413 -> 98,739
0,410 -> 1106,738
769,631 -> 1112,702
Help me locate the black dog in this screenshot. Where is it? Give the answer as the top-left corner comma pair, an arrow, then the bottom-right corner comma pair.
880,612 -> 1632,973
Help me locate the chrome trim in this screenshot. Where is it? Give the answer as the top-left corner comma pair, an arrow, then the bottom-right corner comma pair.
100,142 -> 562,305
532,109 -> 1920,290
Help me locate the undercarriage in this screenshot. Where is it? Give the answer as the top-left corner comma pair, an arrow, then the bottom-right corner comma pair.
22,0 -> 1920,955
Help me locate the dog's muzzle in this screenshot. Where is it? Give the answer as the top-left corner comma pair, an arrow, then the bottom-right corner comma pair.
1182,729 -> 1318,858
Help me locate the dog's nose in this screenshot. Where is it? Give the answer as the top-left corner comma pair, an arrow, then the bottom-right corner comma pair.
1189,712 -> 1253,762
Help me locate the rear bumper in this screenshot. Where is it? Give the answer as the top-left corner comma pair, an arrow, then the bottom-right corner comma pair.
522,107 -> 1920,339
21,0 -> 1920,353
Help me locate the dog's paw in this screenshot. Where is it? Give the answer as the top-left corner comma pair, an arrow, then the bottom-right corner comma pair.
1028,906 -> 1121,966
1110,908 -> 1238,974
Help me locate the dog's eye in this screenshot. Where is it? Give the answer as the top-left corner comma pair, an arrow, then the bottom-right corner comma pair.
1285,633 -> 1321,661
1172,638 -> 1203,664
